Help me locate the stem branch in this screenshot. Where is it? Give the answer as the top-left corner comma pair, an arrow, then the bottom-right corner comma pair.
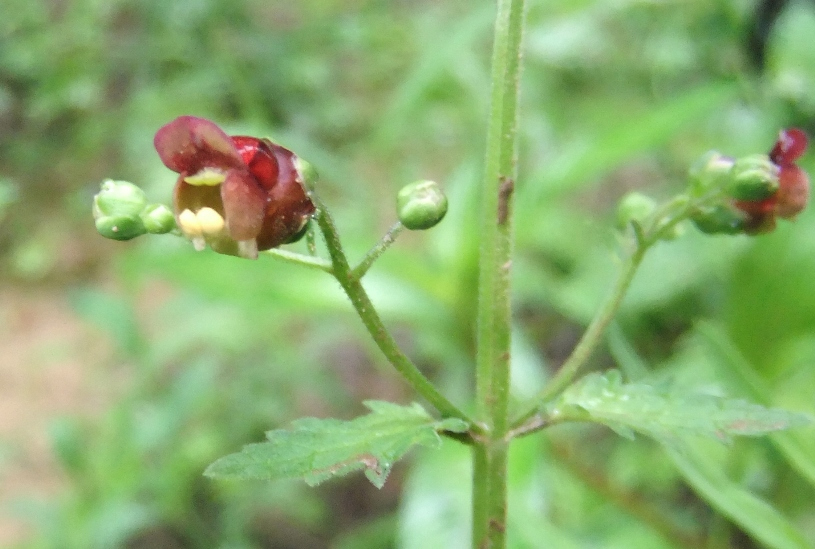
352,222 -> 405,279
512,245 -> 646,428
313,196 -> 475,427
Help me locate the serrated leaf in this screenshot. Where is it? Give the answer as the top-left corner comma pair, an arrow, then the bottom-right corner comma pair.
205,401 -> 465,488
546,370 -> 810,444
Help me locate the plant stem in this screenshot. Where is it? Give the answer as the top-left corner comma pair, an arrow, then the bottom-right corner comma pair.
473,0 -> 526,546
312,195 -> 476,427
511,244 -> 646,429
263,248 -> 333,273
351,222 -> 404,279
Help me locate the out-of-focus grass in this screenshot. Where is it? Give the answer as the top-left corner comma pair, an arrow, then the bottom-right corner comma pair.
2,0 -> 815,547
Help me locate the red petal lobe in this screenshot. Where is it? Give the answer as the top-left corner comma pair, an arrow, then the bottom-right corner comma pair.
220,170 -> 267,241
770,128 -> 808,165
154,116 -> 243,174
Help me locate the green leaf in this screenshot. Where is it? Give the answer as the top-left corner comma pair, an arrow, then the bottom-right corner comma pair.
666,442 -> 811,549
546,370 -> 810,444
205,401 -> 468,489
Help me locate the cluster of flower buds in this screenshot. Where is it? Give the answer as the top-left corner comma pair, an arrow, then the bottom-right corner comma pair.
93,180 -> 175,240
689,128 -> 809,235
617,129 -> 809,239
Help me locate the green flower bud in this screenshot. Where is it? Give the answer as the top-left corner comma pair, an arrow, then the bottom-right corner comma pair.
728,154 -> 780,201
95,214 -> 147,241
616,191 -> 657,229
688,151 -> 734,196
396,180 -> 448,230
140,204 -> 176,234
691,205 -> 745,235
93,179 -> 148,217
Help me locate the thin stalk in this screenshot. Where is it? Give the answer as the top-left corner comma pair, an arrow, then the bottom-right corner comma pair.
511,244 -> 646,429
352,222 -> 405,279
262,248 -> 333,273
313,196 -> 476,427
473,0 -> 526,546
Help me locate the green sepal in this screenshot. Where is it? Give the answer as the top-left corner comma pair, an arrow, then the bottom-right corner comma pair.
728,154 -> 780,201
140,204 -> 176,234
688,151 -> 734,196
95,215 -> 147,241
691,205 -> 745,235
93,179 -> 148,217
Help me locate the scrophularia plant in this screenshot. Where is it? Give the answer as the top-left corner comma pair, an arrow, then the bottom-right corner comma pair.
91,2 -> 813,547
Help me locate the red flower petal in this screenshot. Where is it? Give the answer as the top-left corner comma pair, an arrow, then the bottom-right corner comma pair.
154,116 -> 243,174
232,136 -> 280,189
776,164 -> 810,219
769,128 -> 808,166
220,170 -> 267,241
256,144 -> 316,250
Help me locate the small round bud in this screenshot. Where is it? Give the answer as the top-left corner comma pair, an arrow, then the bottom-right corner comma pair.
616,192 -> 656,229
688,151 -> 734,196
294,156 -> 318,192
728,154 -> 780,201
93,180 -> 148,217
95,215 -> 147,241
396,180 -> 448,230
140,204 -> 175,234
691,205 -> 745,235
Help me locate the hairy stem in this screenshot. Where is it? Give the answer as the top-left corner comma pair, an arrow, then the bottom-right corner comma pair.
263,248 -> 333,273
512,244 -> 646,429
473,0 -> 526,546
351,222 -> 405,279
313,196 -> 475,427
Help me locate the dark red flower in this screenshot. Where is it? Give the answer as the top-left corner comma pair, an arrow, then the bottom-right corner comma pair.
735,128 -> 809,233
154,116 -> 315,259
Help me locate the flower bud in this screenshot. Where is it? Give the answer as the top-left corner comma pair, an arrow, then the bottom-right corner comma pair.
690,205 -> 745,235
396,180 -> 448,230
616,192 -> 656,229
95,215 -> 147,241
688,151 -> 734,196
728,154 -> 779,201
93,179 -> 148,218
140,204 -> 176,234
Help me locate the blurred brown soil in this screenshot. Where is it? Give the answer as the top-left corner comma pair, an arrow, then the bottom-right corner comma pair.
0,287 -> 118,546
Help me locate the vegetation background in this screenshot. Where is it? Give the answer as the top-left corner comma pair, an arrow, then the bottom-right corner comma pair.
1,0 -> 815,547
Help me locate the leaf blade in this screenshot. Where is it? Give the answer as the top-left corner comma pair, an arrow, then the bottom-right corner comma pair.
205,401 -> 463,488
546,370 -> 809,444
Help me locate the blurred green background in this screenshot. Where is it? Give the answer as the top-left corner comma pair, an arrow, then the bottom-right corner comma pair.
2,0 -> 815,547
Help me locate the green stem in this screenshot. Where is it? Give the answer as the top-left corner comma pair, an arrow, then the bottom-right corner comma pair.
262,248 -> 333,273
473,0 -> 526,546
312,196 -> 475,426
351,222 -> 405,279
511,244 -> 646,429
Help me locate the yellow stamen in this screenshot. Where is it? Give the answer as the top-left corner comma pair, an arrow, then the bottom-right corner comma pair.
177,209 -> 202,237
196,207 -> 225,235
